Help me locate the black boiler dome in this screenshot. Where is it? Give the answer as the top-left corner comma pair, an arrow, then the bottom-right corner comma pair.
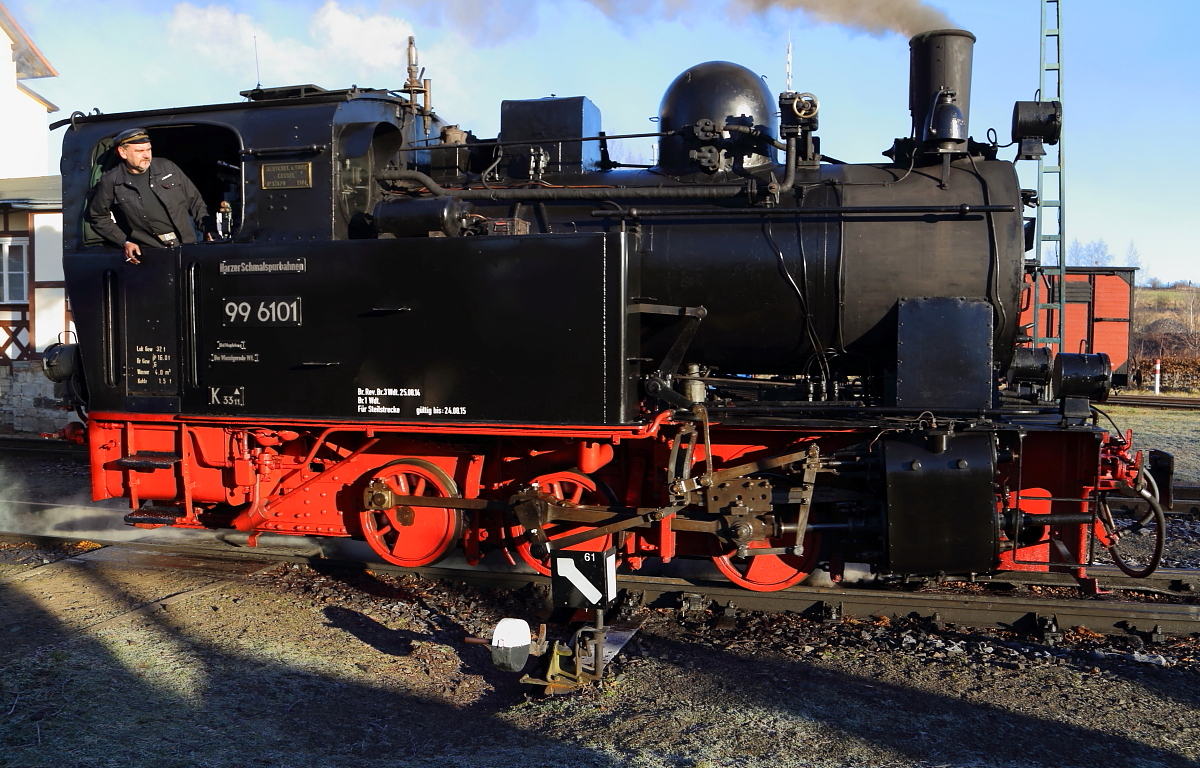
657,61 -> 777,176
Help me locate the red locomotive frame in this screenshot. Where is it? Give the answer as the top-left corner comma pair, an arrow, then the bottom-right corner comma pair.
90,409 -> 1153,592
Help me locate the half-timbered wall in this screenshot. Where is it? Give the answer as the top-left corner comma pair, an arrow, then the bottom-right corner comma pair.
0,209 -> 31,362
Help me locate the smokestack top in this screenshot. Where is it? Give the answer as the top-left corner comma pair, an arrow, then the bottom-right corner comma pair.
909,28 -> 976,45
908,28 -> 976,150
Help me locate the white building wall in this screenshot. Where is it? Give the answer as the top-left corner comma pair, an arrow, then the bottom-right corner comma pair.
33,287 -> 65,351
0,31 -> 50,178
0,18 -> 66,433
33,212 -> 62,280
32,212 -> 67,358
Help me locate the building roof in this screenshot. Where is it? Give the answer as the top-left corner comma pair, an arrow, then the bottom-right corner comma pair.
0,176 -> 61,211
16,80 -> 57,112
0,3 -> 57,80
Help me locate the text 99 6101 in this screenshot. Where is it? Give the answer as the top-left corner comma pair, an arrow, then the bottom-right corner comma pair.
222,296 -> 303,326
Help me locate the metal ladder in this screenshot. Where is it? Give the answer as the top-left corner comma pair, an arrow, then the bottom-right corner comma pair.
1031,0 -> 1066,352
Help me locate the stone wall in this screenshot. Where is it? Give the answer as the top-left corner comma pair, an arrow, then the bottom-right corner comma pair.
0,360 -> 74,434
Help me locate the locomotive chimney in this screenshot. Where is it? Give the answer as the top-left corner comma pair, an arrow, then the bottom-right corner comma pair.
908,29 -> 975,150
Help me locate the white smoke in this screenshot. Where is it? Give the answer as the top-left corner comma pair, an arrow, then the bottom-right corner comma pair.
555,0 -> 956,38
387,0 -> 956,42
0,494 -> 339,554
732,0 -> 956,37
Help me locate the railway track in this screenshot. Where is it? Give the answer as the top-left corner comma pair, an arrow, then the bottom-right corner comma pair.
1106,394 -> 1200,409
1108,484 -> 1200,516
0,434 -> 85,457
5,525 -> 1200,640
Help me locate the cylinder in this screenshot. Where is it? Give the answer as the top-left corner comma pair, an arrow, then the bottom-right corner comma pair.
1007,346 -> 1053,384
372,197 -> 474,238
909,29 -> 976,145
682,363 -> 706,403
1052,352 -> 1112,402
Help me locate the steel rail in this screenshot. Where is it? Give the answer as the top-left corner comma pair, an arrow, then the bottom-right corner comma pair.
1106,395 -> 1200,410
610,573 -> 1200,637
4,530 -> 1199,639
0,435 -> 85,457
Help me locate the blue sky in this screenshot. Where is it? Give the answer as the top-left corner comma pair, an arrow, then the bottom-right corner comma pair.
13,0 -> 1199,283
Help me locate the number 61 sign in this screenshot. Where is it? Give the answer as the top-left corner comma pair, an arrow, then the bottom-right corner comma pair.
550,548 -> 618,609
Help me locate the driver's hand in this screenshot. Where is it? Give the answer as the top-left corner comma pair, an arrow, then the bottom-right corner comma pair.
123,241 -> 142,264
204,232 -> 214,242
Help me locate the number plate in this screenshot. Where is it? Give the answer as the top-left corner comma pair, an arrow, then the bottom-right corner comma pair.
209,386 -> 245,407
222,296 -> 303,326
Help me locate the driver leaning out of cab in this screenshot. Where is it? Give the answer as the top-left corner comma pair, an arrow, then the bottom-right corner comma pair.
87,128 -> 214,265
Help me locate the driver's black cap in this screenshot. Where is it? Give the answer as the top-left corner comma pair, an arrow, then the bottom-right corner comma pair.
114,128 -> 151,146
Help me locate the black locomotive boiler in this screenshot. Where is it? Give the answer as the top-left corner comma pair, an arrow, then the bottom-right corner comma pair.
48,31 -> 1169,598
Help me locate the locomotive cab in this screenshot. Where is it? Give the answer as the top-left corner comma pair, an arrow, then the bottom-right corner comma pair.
63,84 -> 433,252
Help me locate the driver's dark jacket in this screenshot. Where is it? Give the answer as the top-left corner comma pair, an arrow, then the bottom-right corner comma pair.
87,158 -> 213,249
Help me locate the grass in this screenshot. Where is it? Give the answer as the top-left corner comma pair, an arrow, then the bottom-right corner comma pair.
1098,405 -> 1200,485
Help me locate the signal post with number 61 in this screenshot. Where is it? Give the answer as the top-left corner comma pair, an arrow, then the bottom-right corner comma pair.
551,548 -> 618,609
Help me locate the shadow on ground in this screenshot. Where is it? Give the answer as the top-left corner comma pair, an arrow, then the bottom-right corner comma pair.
4,560 -> 1199,768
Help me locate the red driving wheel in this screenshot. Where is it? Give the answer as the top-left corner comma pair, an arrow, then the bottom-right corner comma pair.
360,458 -> 462,567
711,530 -> 820,592
513,470 -> 613,576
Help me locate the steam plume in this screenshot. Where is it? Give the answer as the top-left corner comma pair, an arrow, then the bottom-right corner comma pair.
578,0 -> 955,37
734,0 -> 956,37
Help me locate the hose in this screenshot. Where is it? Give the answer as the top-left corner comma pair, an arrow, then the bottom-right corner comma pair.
478,150 -> 504,190
1102,466 -> 1166,578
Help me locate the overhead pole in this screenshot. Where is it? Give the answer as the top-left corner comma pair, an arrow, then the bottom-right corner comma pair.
1032,0 -> 1066,352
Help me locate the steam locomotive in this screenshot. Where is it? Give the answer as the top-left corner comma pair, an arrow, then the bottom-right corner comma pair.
48,30 -> 1170,596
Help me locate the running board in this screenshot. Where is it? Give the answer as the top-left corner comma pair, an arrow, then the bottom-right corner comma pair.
124,505 -> 186,526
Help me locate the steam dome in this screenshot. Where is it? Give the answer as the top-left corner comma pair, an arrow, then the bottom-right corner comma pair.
656,61 -> 778,176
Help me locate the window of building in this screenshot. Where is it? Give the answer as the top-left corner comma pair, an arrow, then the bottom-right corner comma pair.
0,239 -> 29,303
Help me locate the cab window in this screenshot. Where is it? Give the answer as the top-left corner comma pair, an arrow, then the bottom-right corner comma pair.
83,124 -> 243,246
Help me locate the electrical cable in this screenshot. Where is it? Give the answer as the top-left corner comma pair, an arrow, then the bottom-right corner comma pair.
986,128 -> 1016,148
763,219 -> 829,381
820,181 -> 875,383
966,152 -> 1009,350
479,149 -> 504,190
1091,405 -> 1126,440
838,128 -> 918,187
790,187 -> 832,381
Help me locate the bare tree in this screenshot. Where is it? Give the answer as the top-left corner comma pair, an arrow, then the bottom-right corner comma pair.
1124,241 -> 1142,270
1066,238 -> 1113,266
